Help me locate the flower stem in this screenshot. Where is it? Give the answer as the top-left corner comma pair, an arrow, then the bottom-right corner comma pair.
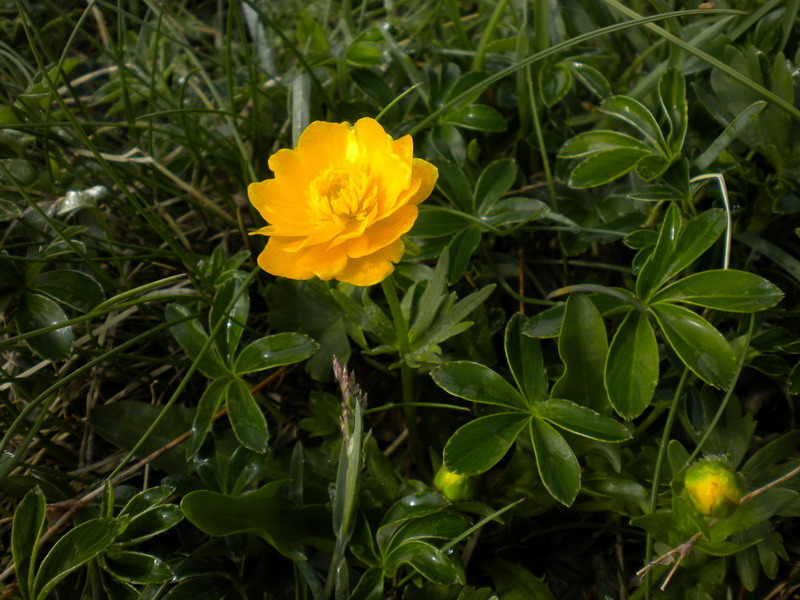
381,276 -> 426,475
644,367 -> 691,599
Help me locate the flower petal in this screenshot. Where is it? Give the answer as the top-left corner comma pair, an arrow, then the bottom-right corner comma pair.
341,205 -> 418,258
257,237 -> 347,281
297,121 -> 353,173
407,158 -> 438,205
336,239 -> 405,286
248,179 -> 311,231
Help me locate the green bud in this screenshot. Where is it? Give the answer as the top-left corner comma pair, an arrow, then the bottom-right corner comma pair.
434,465 -> 473,501
683,458 -> 744,518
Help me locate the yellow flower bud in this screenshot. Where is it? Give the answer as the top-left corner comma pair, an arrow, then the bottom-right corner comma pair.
434,465 -> 473,501
683,459 -> 744,518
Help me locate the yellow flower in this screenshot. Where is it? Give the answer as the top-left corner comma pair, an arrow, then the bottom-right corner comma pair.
434,464 -> 473,500
683,459 -> 744,518
248,118 -> 438,286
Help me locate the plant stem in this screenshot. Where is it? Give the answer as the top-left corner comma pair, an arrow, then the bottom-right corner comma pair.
380,276 -> 426,476
644,367 -> 690,599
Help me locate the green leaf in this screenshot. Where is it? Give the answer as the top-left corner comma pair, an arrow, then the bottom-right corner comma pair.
119,486 -> 175,518
443,413 -> 530,475
12,486 -> 46,600
180,481 -> 331,559
345,41 -> 383,67
409,250 -> 449,342
695,101 -> 767,170
384,540 -> 464,585
115,505 -> 183,546
540,62 -> 572,107
376,492 -> 450,552
474,158 -> 516,213
445,71 -> 492,106
737,232 -> 800,287
599,95 -> 668,154
90,401 -> 193,474
479,197 -> 549,228
537,399 -> 630,442
634,154 -> 671,181
636,202 -> 681,300
605,310 -> 659,419
433,159 -> 473,213
102,550 -> 172,584
529,419 -> 580,506
504,313 -> 546,406
551,295 -> 608,411
16,293 -> 74,361
659,67 -> 687,156
651,303 -> 736,388
741,430 -> 800,483
567,148 -> 656,189
651,270 -> 783,312
409,284 -> 495,366
735,545 -> 760,591
412,206 -> 471,238
161,577 -> 235,600
31,270 -> 104,311
566,61 -> 611,99
559,130 -> 654,159
227,377 -> 268,453
443,104 -> 506,132
666,209 -> 726,278
209,274 -> 250,361
234,332 -> 317,374
224,445 -> 266,496
348,567 -> 383,600
389,512 -> 471,547
485,559 -> 557,600
166,303 -> 228,379
187,377 -> 230,456
33,518 -> 120,600
711,489 -> 798,542
523,304 -> 564,338
431,361 -> 525,409
446,227 -> 481,284
627,184 -> 683,203
266,279 -> 350,381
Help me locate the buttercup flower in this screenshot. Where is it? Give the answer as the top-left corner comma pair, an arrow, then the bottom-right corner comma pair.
683,458 -> 744,518
434,464 -> 473,500
248,118 -> 438,286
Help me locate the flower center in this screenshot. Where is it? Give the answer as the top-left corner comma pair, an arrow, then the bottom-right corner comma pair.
310,167 -> 377,222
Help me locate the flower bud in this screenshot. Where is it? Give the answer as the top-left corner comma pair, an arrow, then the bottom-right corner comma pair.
434,465 -> 473,501
683,459 -> 744,518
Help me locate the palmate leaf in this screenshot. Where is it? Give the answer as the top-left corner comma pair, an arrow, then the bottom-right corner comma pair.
550,295 -> 608,411
529,419 -> 580,506
651,303 -> 736,389
567,148 -> 658,188
443,413 -> 530,476
651,270 -> 783,312
431,361 -> 525,409
504,313 -> 546,406
536,399 -> 630,442
226,377 -> 269,453
636,202 -> 681,301
605,310 -> 659,419
558,130 -> 653,159
599,95 -> 668,155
